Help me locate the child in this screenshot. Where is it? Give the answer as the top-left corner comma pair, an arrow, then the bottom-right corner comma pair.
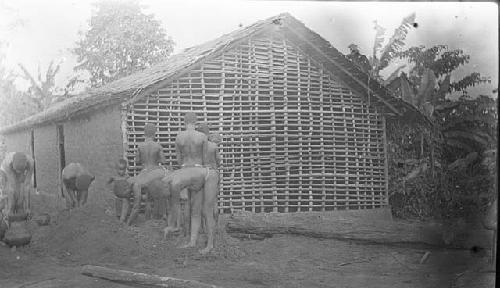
107,159 -> 133,222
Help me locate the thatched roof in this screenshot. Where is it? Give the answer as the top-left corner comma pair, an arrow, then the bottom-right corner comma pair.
0,13 -> 431,134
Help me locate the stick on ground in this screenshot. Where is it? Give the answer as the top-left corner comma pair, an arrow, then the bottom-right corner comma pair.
81,265 -> 222,288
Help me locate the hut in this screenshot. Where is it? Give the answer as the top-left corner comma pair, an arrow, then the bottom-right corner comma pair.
0,13 -> 428,214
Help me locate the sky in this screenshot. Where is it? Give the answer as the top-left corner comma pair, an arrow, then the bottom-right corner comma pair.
0,0 -> 498,97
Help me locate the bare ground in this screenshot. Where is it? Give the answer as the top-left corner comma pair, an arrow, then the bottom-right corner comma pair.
0,205 -> 495,288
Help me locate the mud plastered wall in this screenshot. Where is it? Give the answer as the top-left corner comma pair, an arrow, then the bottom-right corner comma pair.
33,125 -> 59,195
3,129 -> 31,157
64,105 -> 123,207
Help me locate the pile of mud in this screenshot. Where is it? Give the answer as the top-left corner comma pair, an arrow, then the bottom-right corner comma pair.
29,206 -> 145,264
27,206 -> 246,266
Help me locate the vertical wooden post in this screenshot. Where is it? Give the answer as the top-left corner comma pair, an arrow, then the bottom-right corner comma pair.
382,116 -> 389,206
56,124 -> 66,200
268,38 -> 278,213
121,103 -> 129,172
30,129 -> 37,190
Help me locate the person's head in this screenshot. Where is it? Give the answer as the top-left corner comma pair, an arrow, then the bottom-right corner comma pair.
184,112 -> 197,127
144,123 -> 156,139
197,123 -> 210,136
208,133 -> 222,144
116,159 -> 128,176
12,152 -> 28,174
76,174 -> 95,192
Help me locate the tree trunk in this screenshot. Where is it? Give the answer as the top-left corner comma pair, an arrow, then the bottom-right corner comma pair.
81,265 -> 221,288
225,212 -> 449,248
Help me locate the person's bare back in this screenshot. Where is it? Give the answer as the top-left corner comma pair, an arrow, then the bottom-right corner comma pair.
175,129 -> 207,167
137,139 -> 165,170
61,163 -> 95,209
1,152 -> 34,218
127,123 -> 169,225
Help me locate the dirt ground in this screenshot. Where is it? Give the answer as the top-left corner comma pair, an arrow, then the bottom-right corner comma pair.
0,205 -> 496,288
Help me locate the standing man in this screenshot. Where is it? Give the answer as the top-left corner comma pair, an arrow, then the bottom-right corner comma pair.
0,152 -> 34,223
164,112 -> 216,253
197,123 -> 221,252
127,123 -> 169,225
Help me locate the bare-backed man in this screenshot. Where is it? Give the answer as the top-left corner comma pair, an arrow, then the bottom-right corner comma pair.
127,123 -> 169,225
197,123 -> 221,252
61,163 -> 95,209
163,112 -> 214,252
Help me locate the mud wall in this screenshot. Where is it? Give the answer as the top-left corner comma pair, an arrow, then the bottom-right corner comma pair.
64,104 -> 123,206
2,129 -> 31,157
32,125 -> 60,195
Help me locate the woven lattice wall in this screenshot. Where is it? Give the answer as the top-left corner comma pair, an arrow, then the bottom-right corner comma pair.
125,35 -> 387,213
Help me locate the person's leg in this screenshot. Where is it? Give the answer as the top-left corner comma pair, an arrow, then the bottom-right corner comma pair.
181,188 -> 190,237
18,181 -> 27,214
119,198 -> 130,222
62,178 -> 76,209
115,198 -> 121,219
164,180 -> 181,237
81,188 -> 89,206
181,186 -> 203,248
127,182 -> 142,225
5,183 -> 15,217
144,188 -> 152,220
77,189 -> 89,207
200,170 -> 219,254
62,185 -> 72,210
179,198 -> 187,236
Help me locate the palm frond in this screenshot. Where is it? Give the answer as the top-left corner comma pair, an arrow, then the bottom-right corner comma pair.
372,20 -> 386,64
443,130 -> 492,148
383,64 -> 406,86
378,12 -> 416,72
445,139 -> 475,153
400,73 -> 416,105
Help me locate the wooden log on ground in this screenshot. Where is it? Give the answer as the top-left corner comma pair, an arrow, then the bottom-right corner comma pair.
81,265 -> 222,288
224,211 -> 474,249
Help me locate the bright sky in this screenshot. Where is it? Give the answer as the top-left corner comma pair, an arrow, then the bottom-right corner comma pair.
0,0 -> 498,96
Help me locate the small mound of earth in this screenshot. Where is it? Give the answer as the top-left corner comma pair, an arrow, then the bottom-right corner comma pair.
26,205 -> 246,266
28,206 -> 143,264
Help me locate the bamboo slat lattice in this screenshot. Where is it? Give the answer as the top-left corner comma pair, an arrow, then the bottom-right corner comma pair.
125,35 -> 387,213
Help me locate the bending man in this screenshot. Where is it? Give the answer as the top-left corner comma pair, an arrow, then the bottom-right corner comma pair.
0,152 -> 34,222
127,123 -> 169,225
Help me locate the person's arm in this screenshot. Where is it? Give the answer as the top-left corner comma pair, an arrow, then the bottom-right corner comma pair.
24,157 -> 35,215
215,148 -> 221,169
202,136 -> 209,166
135,145 -> 142,165
175,138 -> 183,166
158,145 -> 167,165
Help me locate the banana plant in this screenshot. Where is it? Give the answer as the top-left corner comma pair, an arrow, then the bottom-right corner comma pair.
347,12 -> 416,80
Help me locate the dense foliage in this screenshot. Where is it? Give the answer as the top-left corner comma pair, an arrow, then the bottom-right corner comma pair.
349,13 -> 497,220
387,95 -> 497,220
72,0 -> 175,87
